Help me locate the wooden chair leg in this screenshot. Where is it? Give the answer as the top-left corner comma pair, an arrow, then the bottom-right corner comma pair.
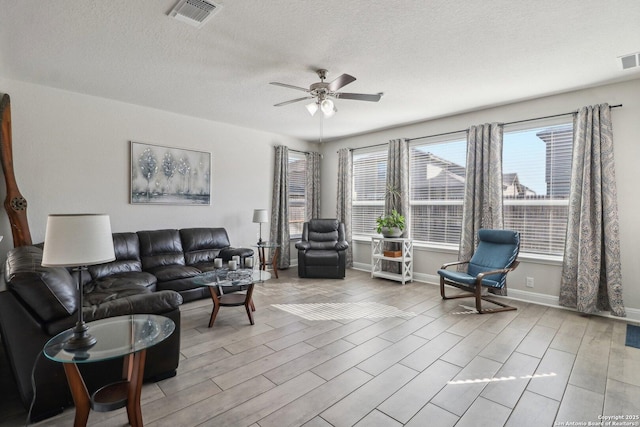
475,283 -> 483,313
440,277 -> 517,314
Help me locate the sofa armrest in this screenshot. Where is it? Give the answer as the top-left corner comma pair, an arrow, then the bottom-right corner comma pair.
219,247 -> 254,261
335,241 -> 349,251
295,241 -> 311,251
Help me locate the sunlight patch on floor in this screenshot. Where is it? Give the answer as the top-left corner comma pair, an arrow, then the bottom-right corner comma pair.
448,372 -> 557,385
271,302 -> 417,321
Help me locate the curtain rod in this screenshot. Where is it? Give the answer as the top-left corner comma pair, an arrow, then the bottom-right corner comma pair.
289,148 -> 310,155
407,104 -> 622,142
340,104 -> 623,151
289,147 -> 323,158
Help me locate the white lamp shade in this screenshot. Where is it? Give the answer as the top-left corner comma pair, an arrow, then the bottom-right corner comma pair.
42,214 -> 116,267
252,209 -> 268,223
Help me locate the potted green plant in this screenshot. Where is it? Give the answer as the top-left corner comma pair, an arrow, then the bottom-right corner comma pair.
376,209 -> 406,237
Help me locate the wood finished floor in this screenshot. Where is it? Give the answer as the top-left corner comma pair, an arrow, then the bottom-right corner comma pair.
2,268 -> 640,427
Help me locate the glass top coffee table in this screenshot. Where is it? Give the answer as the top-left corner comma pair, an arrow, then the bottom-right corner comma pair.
44,314 -> 175,427
194,268 -> 256,327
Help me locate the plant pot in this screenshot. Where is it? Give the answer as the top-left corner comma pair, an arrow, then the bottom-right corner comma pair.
381,227 -> 403,238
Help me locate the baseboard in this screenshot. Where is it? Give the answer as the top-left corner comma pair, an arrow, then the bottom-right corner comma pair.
350,266 -> 640,324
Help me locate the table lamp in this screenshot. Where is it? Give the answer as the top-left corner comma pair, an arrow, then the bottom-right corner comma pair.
42,214 -> 115,350
252,209 -> 268,245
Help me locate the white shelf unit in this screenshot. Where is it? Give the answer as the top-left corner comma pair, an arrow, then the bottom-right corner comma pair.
371,237 -> 413,284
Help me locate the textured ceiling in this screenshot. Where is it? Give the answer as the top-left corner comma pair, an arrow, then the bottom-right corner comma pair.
1,0 -> 639,142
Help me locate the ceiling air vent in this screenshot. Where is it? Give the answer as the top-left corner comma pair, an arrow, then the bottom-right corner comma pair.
168,0 -> 222,28
619,52 -> 639,70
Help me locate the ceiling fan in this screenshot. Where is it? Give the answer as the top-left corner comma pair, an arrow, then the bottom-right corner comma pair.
270,69 -> 382,118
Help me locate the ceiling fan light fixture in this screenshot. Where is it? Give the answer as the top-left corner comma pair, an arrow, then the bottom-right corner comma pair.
305,102 -> 318,116
320,99 -> 334,115
324,105 -> 336,118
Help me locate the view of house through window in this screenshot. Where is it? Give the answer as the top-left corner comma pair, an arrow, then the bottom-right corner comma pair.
288,152 -> 307,238
410,138 -> 467,246
351,120 -> 574,257
503,122 -> 573,256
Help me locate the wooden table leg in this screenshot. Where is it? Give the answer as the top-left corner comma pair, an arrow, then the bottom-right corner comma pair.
244,284 -> 255,325
126,350 -> 146,427
271,247 -> 279,278
63,363 -> 90,427
207,286 -> 221,328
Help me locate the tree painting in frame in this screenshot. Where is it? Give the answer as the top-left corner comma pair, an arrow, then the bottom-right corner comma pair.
131,142 -> 211,205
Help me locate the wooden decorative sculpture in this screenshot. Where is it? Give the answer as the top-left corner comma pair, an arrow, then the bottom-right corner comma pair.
0,93 -> 32,246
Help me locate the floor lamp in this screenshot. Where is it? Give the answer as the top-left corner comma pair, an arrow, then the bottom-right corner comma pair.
42,214 -> 115,350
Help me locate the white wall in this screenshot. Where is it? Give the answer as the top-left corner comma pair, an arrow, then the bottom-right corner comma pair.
320,78 -> 640,319
0,78 -> 312,261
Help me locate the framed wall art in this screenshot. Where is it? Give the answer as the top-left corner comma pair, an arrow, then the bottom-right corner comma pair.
130,141 -> 211,205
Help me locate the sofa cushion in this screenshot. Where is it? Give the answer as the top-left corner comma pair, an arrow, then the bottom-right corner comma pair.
137,229 -> 186,270
89,232 -> 143,280
180,227 -> 231,265
307,219 -> 340,250
305,250 -> 340,266
4,246 -> 77,322
147,265 -> 202,283
308,219 -> 340,233
84,272 -> 157,298
219,247 -> 255,261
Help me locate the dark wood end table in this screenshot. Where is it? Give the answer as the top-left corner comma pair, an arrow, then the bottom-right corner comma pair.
43,314 -> 175,427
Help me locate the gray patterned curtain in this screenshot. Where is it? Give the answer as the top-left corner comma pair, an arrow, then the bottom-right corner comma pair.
270,145 -> 290,269
384,139 -> 410,273
305,151 -> 321,220
337,148 -> 353,267
385,139 -> 410,228
459,123 -> 505,293
559,104 -> 624,317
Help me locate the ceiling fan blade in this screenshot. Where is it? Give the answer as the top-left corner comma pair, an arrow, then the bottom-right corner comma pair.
334,92 -> 383,102
274,97 -> 313,107
270,82 -> 310,92
327,74 -> 356,92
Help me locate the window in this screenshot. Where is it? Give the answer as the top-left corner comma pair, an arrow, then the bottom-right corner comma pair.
410,138 -> 467,246
352,148 -> 387,236
288,152 -> 307,238
351,120 -> 573,259
503,122 -> 573,256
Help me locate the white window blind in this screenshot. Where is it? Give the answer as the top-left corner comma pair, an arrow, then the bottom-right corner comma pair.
410,138 -> 467,245
352,148 -> 387,236
288,152 -> 307,238
503,122 -> 573,256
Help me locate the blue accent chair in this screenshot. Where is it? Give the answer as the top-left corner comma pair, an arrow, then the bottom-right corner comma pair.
438,229 -> 520,313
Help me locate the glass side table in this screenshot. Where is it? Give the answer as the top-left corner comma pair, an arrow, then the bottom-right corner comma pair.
252,242 -> 280,279
44,314 -> 175,427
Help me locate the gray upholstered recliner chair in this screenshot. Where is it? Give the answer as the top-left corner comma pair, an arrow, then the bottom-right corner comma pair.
295,219 -> 349,279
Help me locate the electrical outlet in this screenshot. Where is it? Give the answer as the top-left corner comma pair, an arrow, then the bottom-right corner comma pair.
526,277 -> 534,288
